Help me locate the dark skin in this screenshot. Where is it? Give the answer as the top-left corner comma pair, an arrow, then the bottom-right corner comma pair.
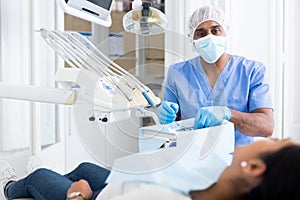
191,20 -> 274,138
189,139 -> 300,200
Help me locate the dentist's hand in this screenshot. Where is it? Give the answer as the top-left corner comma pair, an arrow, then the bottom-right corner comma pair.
193,106 -> 231,129
158,101 -> 179,124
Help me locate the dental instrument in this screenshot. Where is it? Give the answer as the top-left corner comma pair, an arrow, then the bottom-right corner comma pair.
40,28 -> 160,111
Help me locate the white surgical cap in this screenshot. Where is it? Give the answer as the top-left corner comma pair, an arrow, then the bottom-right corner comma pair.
188,5 -> 229,40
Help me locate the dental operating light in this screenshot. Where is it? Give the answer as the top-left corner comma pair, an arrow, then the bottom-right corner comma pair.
40,29 -> 160,110
123,0 -> 167,36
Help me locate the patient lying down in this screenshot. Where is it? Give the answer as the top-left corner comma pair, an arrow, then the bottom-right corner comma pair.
1,138 -> 300,200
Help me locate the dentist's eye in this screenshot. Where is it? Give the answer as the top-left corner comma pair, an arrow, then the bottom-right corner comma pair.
194,29 -> 207,38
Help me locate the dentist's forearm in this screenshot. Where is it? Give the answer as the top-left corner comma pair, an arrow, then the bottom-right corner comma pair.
229,108 -> 274,137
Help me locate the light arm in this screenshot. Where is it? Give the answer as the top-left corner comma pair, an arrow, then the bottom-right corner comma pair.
0,82 -> 76,105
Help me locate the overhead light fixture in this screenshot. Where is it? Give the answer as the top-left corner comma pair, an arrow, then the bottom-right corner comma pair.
123,0 -> 167,36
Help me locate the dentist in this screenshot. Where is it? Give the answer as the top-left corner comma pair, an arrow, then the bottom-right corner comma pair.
158,5 -> 274,146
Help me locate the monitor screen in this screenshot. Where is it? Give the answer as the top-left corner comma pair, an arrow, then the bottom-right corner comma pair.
86,0 -> 113,10
60,0 -> 114,26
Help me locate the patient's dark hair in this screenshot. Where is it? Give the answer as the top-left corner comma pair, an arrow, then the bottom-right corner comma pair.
241,145 -> 300,200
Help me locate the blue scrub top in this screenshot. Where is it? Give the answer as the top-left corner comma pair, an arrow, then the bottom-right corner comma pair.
164,55 -> 273,146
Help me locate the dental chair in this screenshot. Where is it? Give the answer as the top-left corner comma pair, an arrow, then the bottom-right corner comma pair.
104,119 -> 235,196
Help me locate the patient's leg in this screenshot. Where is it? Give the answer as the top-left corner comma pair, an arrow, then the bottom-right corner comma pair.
6,168 -> 72,200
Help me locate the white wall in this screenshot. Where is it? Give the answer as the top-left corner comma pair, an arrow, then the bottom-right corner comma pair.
0,0 -> 31,152
282,0 -> 300,139
0,0 -> 66,176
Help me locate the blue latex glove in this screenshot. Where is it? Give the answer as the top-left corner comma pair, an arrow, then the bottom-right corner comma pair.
193,106 -> 231,129
158,101 -> 179,124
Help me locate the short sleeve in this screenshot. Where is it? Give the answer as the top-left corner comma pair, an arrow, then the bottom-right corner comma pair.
248,64 -> 273,112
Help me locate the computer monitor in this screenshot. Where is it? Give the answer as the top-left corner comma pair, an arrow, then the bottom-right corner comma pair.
56,0 -> 114,27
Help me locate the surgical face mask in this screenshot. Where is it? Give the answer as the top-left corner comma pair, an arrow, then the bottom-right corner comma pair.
193,35 -> 227,63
